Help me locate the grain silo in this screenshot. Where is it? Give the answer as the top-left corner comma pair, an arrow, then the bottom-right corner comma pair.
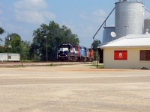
115,0 -> 144,38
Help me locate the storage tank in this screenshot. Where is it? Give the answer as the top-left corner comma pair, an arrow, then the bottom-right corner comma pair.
144,18 -> 150,33
115,0 -> 144,38
102,27 -> 115,43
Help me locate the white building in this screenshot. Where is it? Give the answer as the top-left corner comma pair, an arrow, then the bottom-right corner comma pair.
98,0 -> 150,69
99,34 -> 150,69
0,53 -> 20,62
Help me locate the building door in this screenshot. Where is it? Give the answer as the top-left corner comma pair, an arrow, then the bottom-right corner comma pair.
98,49 -> 103,63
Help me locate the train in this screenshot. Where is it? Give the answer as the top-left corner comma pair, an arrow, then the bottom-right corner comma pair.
57,43 -> 94,62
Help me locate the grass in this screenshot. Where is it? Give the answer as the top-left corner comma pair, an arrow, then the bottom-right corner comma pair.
48,63 -> 55,66
20,60 -> 41,62
0,65 -> 25,68
90,63 -> 104,68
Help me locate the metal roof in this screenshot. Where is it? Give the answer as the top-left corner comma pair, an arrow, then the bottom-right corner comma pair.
99,34 -> 150,48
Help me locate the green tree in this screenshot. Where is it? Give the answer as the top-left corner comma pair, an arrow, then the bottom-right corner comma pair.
30,21 -> 79,61
5,33 -> 22,53
91,40 -> 101,51
0,46 -> 7,53
0,27 -> 4,42
5,33 -> 31,60
91,40 -> 101,60
21,41 -> 31,60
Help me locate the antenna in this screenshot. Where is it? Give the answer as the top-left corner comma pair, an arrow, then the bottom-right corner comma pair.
111,32 -> 116,38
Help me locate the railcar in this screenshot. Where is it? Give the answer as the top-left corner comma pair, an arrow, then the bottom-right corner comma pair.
57,43 -> 94,62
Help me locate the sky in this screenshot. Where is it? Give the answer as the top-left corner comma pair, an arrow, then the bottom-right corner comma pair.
0,0 -> 150,48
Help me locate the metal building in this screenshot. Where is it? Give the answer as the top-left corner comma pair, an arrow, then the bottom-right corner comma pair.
115,0 -> 144,38
102,27 -> 115,43
144,18 -> 150,33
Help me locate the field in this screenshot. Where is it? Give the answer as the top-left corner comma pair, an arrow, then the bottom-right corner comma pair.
0,63 -> 150,112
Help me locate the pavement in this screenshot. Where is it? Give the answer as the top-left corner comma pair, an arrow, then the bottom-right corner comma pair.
0,64 -> 150,112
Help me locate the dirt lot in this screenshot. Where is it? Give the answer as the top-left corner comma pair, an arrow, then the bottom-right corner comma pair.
0,64 -> 150,112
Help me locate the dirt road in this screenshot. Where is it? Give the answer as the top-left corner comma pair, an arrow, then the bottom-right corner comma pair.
0,64 -> 150,112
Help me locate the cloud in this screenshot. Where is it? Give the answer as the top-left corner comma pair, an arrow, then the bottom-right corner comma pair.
5,23 -> 22,33
92,9 -> 106,17
80,9 -> 107,23
14,0 -> 56,24
80,12 -> 89,19
62,21 -> 95,38
67,23 -> 99,47
43,11 -> 56,20
61,19 -> 104,47
1,22 -> 33,41
14,0 -> 47,10
15,10 -> 45,24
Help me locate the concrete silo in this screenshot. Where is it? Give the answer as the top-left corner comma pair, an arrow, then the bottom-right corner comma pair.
115,0 -> 144,38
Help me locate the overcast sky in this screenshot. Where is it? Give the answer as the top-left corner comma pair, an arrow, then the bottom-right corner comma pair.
0,0 -> 150,47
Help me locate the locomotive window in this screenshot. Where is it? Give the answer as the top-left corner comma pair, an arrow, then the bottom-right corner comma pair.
59,45 -> 69,48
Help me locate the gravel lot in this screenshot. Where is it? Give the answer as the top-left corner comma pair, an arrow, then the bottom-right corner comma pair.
0,64 -> 150,112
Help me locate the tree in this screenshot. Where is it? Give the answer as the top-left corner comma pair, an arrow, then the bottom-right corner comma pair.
91,40 -> 101,60
91,40 -> 101,51
0,27 -> 4,42
5,33 -> 22,53
30,21 -> 79,61
5,33 -> 31,60
0,27 -> 4,34
21,41 -> 31,60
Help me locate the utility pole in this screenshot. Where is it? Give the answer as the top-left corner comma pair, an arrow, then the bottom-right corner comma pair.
45,35 -> 48,62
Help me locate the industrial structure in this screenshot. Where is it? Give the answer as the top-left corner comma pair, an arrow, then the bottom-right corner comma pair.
94,0 -> 150,69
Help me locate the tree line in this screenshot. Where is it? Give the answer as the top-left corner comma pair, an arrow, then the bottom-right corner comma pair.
0,21 -> 100,61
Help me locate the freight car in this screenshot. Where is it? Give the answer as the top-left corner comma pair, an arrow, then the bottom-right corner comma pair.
0,53 -> 20,62
57,43 -> 94,62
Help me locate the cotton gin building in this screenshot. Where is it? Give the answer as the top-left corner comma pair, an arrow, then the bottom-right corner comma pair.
98,0 -> 150,69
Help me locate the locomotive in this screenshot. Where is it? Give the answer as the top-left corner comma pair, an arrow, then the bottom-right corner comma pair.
57,43 -> 94,62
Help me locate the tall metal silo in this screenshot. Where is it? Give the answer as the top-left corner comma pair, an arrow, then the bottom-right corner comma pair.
115,0 -> 144,38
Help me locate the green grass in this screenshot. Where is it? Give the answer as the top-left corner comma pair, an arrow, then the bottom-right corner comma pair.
90,63 -> 104,68
48,63 -> 55,66
0,65 -> 25,68
20,60 -> 41,62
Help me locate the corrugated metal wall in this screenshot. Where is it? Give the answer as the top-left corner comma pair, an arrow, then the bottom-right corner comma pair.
144,19 -> 150,33
115,1 -> 144,38
102,27 -> 115,43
